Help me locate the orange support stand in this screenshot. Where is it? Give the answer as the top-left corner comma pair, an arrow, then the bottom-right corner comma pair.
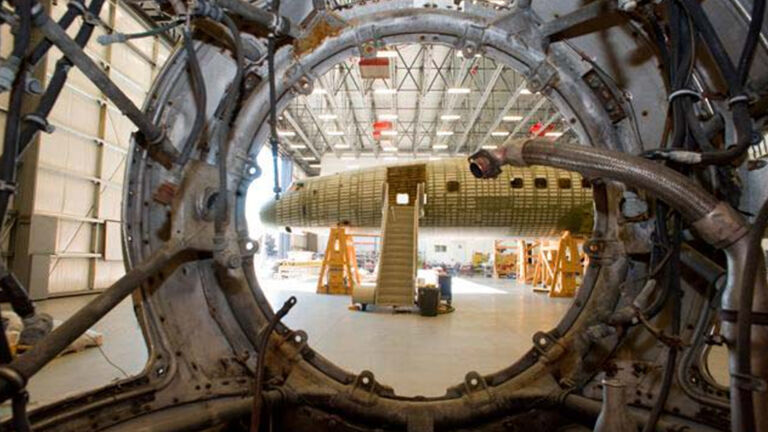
549,231 -> 583,297
517,240 -> 534,284
317,226 -> 361,295
493,240 -> 517,279
531,240 -> 557,292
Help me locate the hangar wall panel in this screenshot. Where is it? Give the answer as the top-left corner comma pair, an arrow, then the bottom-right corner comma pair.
0,0 -> 172,298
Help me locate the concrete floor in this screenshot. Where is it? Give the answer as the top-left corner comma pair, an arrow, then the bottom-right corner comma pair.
260,276 -> 571,396
2,275 -> 731,416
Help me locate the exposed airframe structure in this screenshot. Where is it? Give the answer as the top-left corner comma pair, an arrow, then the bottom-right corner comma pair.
261,158 -> 594,237
0,1 -> 765,432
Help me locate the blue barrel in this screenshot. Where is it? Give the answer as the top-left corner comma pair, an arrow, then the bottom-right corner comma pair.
438,275 -> 452,303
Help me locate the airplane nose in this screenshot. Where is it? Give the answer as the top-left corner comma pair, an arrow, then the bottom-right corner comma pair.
259,199 -> 278,227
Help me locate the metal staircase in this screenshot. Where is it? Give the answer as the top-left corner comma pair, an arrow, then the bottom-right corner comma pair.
373,165 -> 425,307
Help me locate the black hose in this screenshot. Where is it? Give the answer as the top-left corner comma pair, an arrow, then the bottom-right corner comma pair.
177,30 -> 207,167
734,196 -> 768,432
677,0 -> 752,165
267,35 -> 281,200
737,0 -> 766,85
17,0 -> 107,156
27,0 -> 87,66
0,0 -> 32,230
250,296 -> 296,432
642,215 -> 682,432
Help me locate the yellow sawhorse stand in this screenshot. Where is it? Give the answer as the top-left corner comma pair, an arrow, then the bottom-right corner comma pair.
549,231 -> 582,298
317,226 -> 361,295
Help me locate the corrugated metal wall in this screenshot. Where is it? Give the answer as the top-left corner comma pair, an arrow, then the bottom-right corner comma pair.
1,1 -> 172,298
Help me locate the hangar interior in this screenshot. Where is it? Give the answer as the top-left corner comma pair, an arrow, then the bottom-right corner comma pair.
0,0 -> 766,431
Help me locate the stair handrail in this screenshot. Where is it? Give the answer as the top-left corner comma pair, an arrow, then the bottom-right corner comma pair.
373,181 -> 390,304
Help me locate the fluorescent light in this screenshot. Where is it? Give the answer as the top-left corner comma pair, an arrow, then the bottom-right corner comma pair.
335,144 -> 351,149
290,143 -> 307,149
433,144 -> 448,150
456,52 -> 482,58
429,156 -> 443,161
383,146 -> 398,152
383,156 -> 398,161
441,114 -> 461,121
436,131 -> 454,136
380,130 -> 397,136
374,88 -> 397,95
378,113 -> 398,120
302,156 -> 315,160
502,115 -> 523,122
545,131 -> 564,138
327,130 -> 345,136
318,114 -> 337,120
520,89 -> 532,95
277,130 -> 296,137
341,155 -> 357,161
376,50 -> 398,58
447,88 -> 471,95
312,88 -> 327,95
482,145 -> 498,150
309,163 -> 321,167
348,164 -> 360,169
490,131 -> 509,137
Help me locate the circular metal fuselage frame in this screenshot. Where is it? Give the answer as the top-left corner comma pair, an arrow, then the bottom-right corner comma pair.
79,3 -> 685,431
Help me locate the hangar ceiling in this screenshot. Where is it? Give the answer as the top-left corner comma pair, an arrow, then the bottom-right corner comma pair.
278,44 -> 568,172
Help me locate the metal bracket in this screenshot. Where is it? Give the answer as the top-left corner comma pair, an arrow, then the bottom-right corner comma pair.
281,329 -> 309,363
354,24 -> 379,58
23,113 -> 54,134
732,372 -> 768,393
349,370 -> 380,406
583,70 -> 627,123
458,24 -> 486,58
525,60 -> 558,94
532,331 -> 566,363
0,180 -> 16,193
462,371 -> 494,406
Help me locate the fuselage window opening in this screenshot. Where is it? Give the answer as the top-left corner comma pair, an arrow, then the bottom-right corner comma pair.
534,178 -> 548,189
446,180 -> 460,192
581,178 -> 592,189
510,178 -> 524,189
558,178 -> 572,189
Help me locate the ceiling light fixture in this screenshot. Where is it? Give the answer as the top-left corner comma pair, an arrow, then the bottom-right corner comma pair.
374,88 -> 397,95
436,131 -> 454,136
433,144 -> 448,150
277,130 -> 296,137
520,89 -> 533,95
441,114 -> 461,121
545,131 -> 564,138
376,50 -> 398,58
378,113 -> 398,120
482,145 -> 498,150
502,115 -> 523,121
490,131 -> 510,137
311,88 -> 327,95
380,130 -> 398,136
318,114 -> 338,120
447,88 -> 471,94
327,130 -> 345,136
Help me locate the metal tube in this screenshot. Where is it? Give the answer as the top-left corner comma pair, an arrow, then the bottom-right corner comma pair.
31,7 -> 177,168
214,0 -> 295,37
469,139 -> 719,222
0,243 -> 198,402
